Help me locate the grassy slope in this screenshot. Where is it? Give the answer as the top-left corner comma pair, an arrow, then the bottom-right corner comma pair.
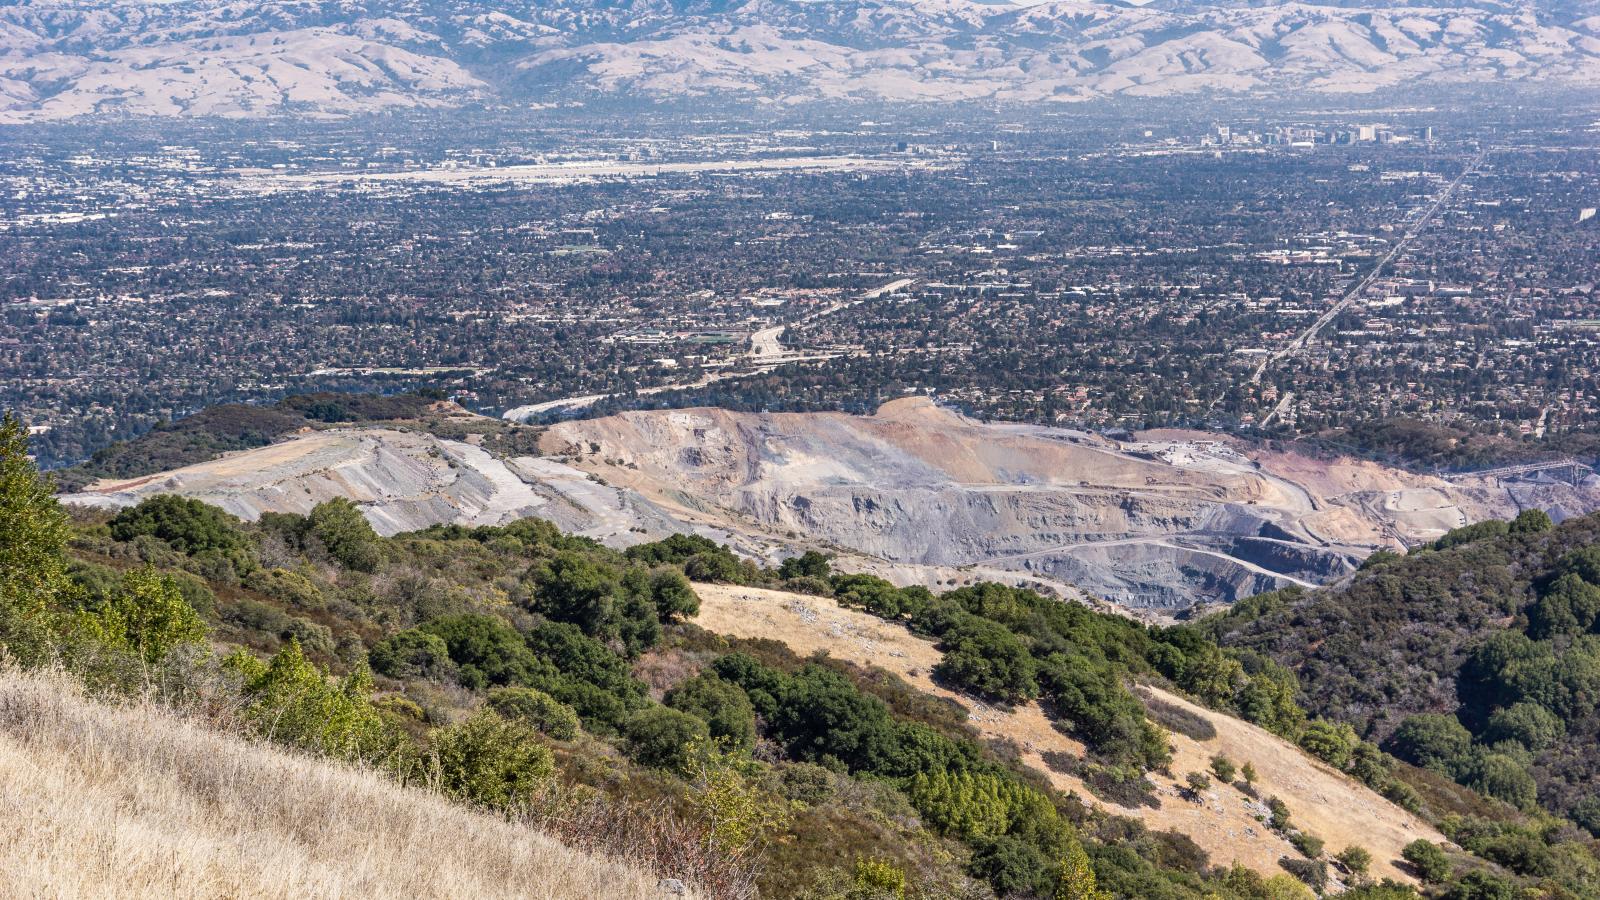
0,668 -> 686,900
692,583 -> 1438,886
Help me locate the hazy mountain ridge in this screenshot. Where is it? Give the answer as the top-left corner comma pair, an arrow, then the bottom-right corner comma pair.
3,0 -> 1599,120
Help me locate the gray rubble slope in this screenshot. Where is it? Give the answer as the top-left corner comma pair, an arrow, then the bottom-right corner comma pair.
60,401 -> 1600,608
60,427 -> 740,550
542,399 -> 1600,607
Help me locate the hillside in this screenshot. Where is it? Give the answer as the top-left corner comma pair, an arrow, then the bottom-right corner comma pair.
693,582 -> 1442,885
9,410 -> 1600,897
0,668 -> 684,900
1207,509 -> 1600,835
3,0 -> 1600,120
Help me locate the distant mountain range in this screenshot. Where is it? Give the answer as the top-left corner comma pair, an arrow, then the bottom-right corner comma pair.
3,0 -> 1599,120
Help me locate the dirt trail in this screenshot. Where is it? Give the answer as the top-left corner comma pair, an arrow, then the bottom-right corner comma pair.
693,583 -> 1441,884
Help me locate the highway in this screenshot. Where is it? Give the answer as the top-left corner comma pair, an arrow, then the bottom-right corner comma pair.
1249,149 -> 1486,386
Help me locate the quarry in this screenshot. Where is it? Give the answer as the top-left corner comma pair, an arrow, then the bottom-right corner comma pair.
62,398 -> 1600,609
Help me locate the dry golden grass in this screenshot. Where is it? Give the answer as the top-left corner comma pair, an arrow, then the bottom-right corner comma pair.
0,667 -> 688,900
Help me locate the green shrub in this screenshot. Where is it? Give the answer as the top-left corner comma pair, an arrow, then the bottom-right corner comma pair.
66,560 -> 122,606
1460,752 -> 1537,810
1385,713 -> 1473,772
1079,763 -> 1159,809
222,597 -> 293,635
526,621 -> 645,707
624,706 -> 710,770
625,533 -> 723,566
307,498 -> 382,572
1298,719 -> 1357,769
778,551 -> 832,581
1509,509 -> 1552,534
648,568 -> 699,620
684,551 -> 744,583
780,575 -> 833,597
1432,520 -> 1509,551
1402,839 -> 1451,884
166,570 -> 217,618
1210,754 -> 1237,783
1266,796 -> 1292,832
1347,740 -> 1390,788
934,616 -> 1038,703
832,573 -> 926,619
968,836 -> 1053,898
431,709 -> 554,811
485,687 -> 580,741
1360,549 -> 1403,570
284,617 -> 335,658
1289,831 -> 1324,859
227,640 -> 397,762
1441,870 -> 1518,900
849,857 -> 907,900
711,656 -> 976,779
1572,796 -> 1600,838
77,565 -> 206,665
665,673 -> 756,751
1527,573 -> 1600,638
778,763 -> 836,805
369,629 -> 456,681
544,680 -> 633,736
1482,701 -> 1564,750
1336,846 -> 1372,876
531,550 -> 622,635
1053,837 -> 1108,900
244,567 -> 325,610
109,495 -> 250,556
421,614 -> 548,689
528,553 -> 665,654
1039,653 -> 1168,768
907,770 -> 1060,843
0,413 -> 72,667
1381,778 -> 1422,814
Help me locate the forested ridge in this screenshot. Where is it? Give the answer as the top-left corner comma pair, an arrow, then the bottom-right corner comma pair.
1209,508 -> 1600,858
2,412 -> 1598,898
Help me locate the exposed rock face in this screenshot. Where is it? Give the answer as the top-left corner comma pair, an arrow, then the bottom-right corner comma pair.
61,401 -> 1600,608
60,428 -> 735,549
541,399 -> 1600,607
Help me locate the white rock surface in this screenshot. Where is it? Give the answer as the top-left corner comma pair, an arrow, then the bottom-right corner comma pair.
59,427 -> 732,549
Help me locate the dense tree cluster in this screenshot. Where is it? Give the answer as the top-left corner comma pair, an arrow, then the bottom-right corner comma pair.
1210,510 -> 1600,894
